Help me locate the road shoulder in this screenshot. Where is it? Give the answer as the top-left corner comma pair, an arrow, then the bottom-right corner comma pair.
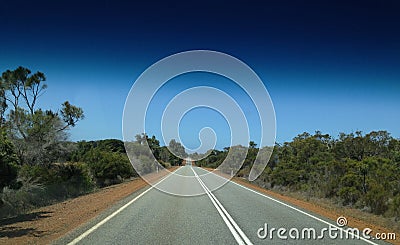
0,167 -> 177,245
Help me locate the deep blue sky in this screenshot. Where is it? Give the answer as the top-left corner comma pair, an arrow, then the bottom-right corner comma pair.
1,0 -> 399,148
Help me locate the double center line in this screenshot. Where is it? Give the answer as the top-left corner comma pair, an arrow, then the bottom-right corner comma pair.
190,167 -> 253,245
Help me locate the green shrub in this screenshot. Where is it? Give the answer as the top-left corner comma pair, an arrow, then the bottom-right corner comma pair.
388,195 -> 400,221
137,155 -> 156,175
0,130 -> 19,190
51,162 -> 95,197
160,161 -> 171,169
364,182 -> 388,215
18,162 -> 95,199
83,148 -> 135,186
338,186 -> 361,205
0,177 -> 44,218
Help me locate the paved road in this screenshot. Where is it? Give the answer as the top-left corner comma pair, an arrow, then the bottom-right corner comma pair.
59,166 -> 390,245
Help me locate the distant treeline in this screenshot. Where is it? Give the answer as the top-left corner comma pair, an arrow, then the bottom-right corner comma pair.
0,135 -> 187,218
198,130 -> 400,220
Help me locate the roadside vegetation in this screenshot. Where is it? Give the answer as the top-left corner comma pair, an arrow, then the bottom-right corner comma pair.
1,66 -> 399,226
0,67 -> 182,218
197,131 -> 400,222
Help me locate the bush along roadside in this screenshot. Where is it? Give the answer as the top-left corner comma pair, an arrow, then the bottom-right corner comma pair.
198,131 -> 400,221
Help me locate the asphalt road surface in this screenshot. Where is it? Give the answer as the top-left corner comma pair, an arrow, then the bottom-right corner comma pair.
59,166 -> 391,245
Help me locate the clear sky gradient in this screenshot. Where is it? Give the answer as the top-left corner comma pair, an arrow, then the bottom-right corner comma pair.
1,0 -> 399,148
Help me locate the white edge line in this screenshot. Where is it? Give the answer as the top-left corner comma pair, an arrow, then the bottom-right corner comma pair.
67,167 -> 181,245
198,167 -> 379,245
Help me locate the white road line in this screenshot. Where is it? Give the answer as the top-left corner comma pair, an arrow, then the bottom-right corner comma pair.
196,173 -> 253,245
191,167 -> 253,245
67,167 -> 181,245
199,167 -> 378,245
194,171 -> 245,245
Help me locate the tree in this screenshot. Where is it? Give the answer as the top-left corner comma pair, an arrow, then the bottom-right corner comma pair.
1,67 -> 47,138
0,67 -> 84,165
147,135 -> 161,160
364,131 -> 391,157
0,82 -> 7,127
334,132 -> 366,161
219,145 -> 247,174
0,130 -> 18,189
159,146 -> 170,163
168,139 -> 187,160
60,101 -> 84,130
135,133 -> 148,145
249,141 -> 257,149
